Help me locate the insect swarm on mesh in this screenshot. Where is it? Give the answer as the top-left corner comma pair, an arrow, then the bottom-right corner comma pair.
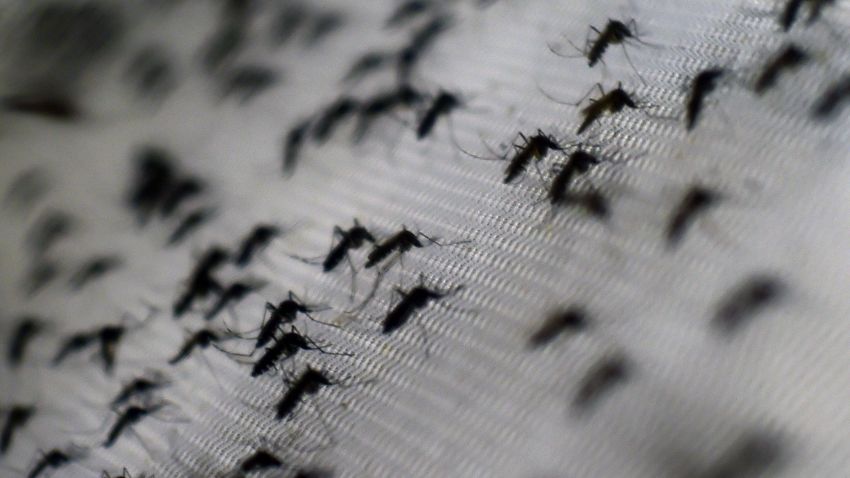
275,367 -> 335,420
68,255 -> 123,291
239,449 -> 285,473
103,403 -> 165,448
528,307 -> 589,349
204,280 -> 265,321
571,354 -> 631,415
234,224 -> 281,267
219,65 -> 281,103
685,69 -> 725,131
665,185 -> 721,248
754,44 -> 809,95
712,275 -> 785,335
417,90 -> 461,140
167,207 -> 216,246
811,75 -> 850,120
382,277 -> 463,335
1,405 -> 35,455
577,83 -> 639,134
8,316 -> 46,367
283,118 -> 313,176
173,245 -> 229,318
312,97 -> 360,143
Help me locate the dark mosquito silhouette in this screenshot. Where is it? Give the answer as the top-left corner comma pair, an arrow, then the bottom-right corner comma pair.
312,97 -> 360,143
548,148 -> 601,205
159,177 -> 205,218
365,227 -> 428,269
685,69 -> 725,131
578,83 -> 638,134
463,129 -> 568,184
201,22 -> 246,72
27,210 -> 74,256
701,431 -> 785,477
68,255 -> 123,291
173,246 -> 229,318
4,168 -> 48,210
283,119 -> 312,176
780,0 -> 805,30
812,75 -> 850,120
27,448 -> 79,478
99,325 -> 126,374
666,186 -> 721,248
235,224 -> 281,267
127,146 -> 176,224
1,405 -> 35,455
754,44 -> 809,95
397,15 -> 452,82
52,331 -> 99,367
713,275 -> 785,335
552,18 -> 650,83
386,0 -> 433,28
528,307 -> 589,349
240,449 -> 284,473
302,12 -> 344,47
126,45 -> 176,99
167,208 -> 216,246
322,219 -> 376,273
220,65 -> 280,103
343,50 -> 396,84
1,94 -> 80,121
561,191 -> 609,219
111,372 -> 169,408
417,91 -> 461,140
104,403 -> 164,448
169,329 -> 225,365
276,367 -> 334,420
252,292 -> 332,349
572,354 -> 630,414
269,4 -> 308,46
250,327 -> 349,378
294,468 -> 334,478
383,278 -> 463,334
204,281 -> 264,321
8,316 -> 45,367
354,84 -> 425,140
24,260 -> 60,297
